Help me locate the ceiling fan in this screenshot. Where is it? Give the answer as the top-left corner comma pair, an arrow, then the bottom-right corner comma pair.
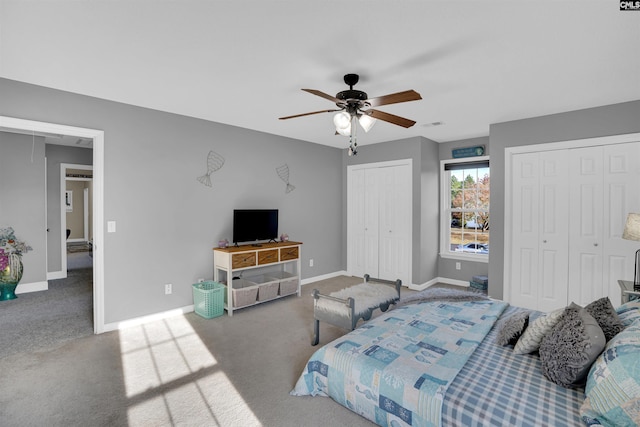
279,74 -> 422,155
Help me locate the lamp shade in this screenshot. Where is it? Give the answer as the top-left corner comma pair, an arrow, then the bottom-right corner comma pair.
358,114 -> 376,133
333,111 -> 351,136
623,213 -> 640,242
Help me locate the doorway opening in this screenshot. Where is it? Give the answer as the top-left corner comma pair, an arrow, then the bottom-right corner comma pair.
62,164 -> 93,273
0,116 -> 105,333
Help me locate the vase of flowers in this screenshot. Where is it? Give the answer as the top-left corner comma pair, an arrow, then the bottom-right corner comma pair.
0,227 -> 32,301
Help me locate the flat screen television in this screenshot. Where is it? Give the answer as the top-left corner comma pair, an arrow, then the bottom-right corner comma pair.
233,209 -> 278,245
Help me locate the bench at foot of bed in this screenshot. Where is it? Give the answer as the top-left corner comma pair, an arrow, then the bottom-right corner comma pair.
311,274 -> 401,346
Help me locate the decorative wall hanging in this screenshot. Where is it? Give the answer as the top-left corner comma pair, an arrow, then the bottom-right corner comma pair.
197,151 -> 225,187
276,164 -> 295,193
65,190 -> 73,212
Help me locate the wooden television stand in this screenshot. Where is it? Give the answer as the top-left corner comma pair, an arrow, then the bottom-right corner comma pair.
213,241 -> 302,316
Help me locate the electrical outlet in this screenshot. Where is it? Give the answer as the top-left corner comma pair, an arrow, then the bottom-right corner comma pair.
309,259 -> 314,267
455,262 -> 461,270
198,278 -> 204,283
165,283 -> 172,295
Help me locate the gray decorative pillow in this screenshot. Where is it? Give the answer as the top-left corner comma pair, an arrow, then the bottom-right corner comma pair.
513,308 -> 564,354
585,297 -> 624,342
539,303 -> 606,388
495,309 -> 530,346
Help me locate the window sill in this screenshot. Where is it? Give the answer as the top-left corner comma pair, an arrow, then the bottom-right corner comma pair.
440,252 -> 489,264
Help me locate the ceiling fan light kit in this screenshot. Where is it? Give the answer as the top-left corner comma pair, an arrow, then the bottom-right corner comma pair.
280,74 -> 421,154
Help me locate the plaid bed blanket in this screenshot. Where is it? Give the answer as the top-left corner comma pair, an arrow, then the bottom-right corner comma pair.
442,305 -> 586,427
292,299 -> 508,426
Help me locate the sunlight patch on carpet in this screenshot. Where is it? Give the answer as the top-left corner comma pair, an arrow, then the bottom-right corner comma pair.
120,315 -> 260,426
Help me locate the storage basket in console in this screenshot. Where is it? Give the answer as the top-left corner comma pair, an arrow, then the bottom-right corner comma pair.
229,278 -> 259,308
245,274 -> 280,301
266,271 -> 299,296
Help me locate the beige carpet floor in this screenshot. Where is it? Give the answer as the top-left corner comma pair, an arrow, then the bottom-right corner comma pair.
2,275 -> 424,427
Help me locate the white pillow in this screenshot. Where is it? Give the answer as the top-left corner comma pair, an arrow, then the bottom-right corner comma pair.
513,308 -> 564,354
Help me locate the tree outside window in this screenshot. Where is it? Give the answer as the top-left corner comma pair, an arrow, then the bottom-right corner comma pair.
444,160 -> 489,258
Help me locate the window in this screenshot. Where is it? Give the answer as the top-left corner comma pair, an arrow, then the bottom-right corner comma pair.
441,157 -> 490,260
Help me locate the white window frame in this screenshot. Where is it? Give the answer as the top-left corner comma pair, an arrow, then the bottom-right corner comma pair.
440,156 -> 490,263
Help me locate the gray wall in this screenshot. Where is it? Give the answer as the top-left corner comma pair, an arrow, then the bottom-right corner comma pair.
488,100 -> 640,299
0,132 -> 47,284
0,78 -> 343,323
437,136 -> 491,282
341,136 -> 440,286
45,144 -> 93,272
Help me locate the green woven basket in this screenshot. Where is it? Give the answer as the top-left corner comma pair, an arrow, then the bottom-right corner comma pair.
192,281 -> 225,319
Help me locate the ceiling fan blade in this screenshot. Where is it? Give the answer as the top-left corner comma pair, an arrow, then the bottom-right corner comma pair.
279,109 -> 340,120
367,109 -> 417,128
302,89 -> 342,103
366,90 -> 422,108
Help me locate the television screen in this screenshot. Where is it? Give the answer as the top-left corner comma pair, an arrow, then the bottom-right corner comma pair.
233,209 -> 278,244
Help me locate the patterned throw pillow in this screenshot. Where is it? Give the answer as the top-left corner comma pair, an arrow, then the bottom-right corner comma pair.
539,303 -> 606,388
615,300 -> 640,327
585,297 -> 624,342
513,308 -> 564,354
495,309 -> 531,346
581,321 -> 640,426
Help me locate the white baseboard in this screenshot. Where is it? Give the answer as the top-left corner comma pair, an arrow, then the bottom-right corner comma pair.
99,274 -> 471,334
301,270 -> 349,286
407,277 -> 470,291
434,277 -> 470,288
103,305 -> 195,333
47,270 -> 66,280
16,280 -> 49,294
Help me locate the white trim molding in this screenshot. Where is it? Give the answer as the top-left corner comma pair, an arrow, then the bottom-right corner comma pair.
0,116 -> 106,334
16,280 -> 48,294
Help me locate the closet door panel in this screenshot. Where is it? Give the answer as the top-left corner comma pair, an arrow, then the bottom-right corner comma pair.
569,147 -> 604,306
347,169 -> 367,278
378,165 -> 411,284
602,142 -> 640,305
538,151 -> 570,310
510,153 -> 541,310
364,169 -> 380,276
510,151 -> 568,311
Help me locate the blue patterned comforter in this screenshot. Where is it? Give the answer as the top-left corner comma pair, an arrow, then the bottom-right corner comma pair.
291,299 -> 508,426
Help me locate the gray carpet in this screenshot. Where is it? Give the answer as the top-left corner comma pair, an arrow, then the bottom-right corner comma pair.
0,267 -> 93,359
0,276 -> 470,426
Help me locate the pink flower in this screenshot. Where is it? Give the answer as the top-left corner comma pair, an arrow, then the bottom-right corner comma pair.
0,249 -> 7,271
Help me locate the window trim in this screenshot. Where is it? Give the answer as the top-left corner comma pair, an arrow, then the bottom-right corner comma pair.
440,156 -> 490,263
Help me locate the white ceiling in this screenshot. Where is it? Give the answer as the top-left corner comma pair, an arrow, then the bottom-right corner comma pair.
1,1 -> 639,148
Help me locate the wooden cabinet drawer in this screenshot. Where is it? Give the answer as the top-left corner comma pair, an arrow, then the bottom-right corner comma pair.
232,252 -> 256,269
258,249 -> 278,265
280,247 -> 299,261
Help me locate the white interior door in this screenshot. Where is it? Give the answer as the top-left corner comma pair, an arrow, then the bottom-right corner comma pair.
510,151 -> 569,311
510,152 -> 541,309
568,146 -> 605,306
347,160 -> 412,285
538,150 -> 570,311
364,168 -> 380,276
601,142 -> 640,306
347,168 -> 367,278
378,164 -> 411,283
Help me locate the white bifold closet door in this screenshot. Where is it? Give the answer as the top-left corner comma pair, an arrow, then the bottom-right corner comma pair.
568,143 -> 640,307
510,150 -> 569,311
347,161 -> 412,286
509,141 -> 640,311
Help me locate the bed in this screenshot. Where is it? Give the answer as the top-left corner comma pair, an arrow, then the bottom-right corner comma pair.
292,288 -> 640,427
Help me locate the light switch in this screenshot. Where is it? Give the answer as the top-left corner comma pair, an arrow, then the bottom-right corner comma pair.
107,221 -> 116,233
